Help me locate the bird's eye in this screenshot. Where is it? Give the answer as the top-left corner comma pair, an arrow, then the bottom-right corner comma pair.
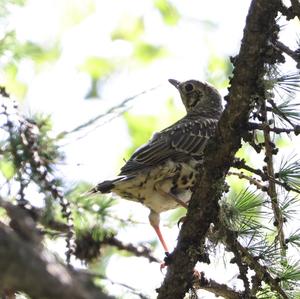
184,83 -> 194,92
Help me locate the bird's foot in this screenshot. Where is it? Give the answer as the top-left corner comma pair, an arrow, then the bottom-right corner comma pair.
160,251 -> 172,272
177,216 -> 186,227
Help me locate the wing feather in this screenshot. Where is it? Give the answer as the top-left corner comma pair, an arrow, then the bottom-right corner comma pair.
119,116 -> 218,175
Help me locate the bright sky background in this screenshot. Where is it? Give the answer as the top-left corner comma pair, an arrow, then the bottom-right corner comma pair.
3,0 -> 300,298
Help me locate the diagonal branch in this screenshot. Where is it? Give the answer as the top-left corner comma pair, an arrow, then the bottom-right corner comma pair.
56,86 -> 158,140
193,273 -> 244,299
157,1 -> 281,298
224,230 -> 288,299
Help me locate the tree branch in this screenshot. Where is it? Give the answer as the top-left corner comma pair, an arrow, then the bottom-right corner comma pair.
157,1 -> 281,298
103,235 -> 160,263
224,231 -> 288,299
233,158 -> 300,194
261,103 -> 286,253
0,222 -> 114,299
193,273 -> 244,299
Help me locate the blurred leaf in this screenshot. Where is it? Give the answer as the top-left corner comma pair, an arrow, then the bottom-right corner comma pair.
154,0 -> 180,25
111,17 -> 144,41
0,159 -> 15,179
80,56 -> 115,79
61,0 -> 96,28
67,182 -> 116,229
4,64 -> 28,98
205,54 -> 232,88
0,0 -> 26,18
123,112 -> 159,159
168,207 -> 186,226
134,42 -> 167,63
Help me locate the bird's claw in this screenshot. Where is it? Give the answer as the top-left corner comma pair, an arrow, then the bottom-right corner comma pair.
177,216 -> 186,227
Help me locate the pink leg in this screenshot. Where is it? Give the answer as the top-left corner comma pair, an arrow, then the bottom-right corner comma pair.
152,224 -> 169,253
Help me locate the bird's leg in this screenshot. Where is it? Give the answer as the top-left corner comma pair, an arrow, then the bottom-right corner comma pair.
152,225 -> 169,253
149,210 -> 169,253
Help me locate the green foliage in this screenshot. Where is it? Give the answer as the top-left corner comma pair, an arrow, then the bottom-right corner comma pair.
267,70 -> 300,97
205,54 -> 232,88
280,193 -> 299,222
277,155 -> 300,190
271,98 -> 300,126
111,17 -> 145,41
134,41 -> 167,63
60,0 -> 96,28
123,112 -> 159,159
154,0 -> 180,25
274,260 -> 300,289
220,189 -> 265,235
79,57 -> 115,80
286,228 -> 300,249
257,286 -> 279,299
67,182 -> 116,230
0,158 -> 15,180
0,0 -> 26,18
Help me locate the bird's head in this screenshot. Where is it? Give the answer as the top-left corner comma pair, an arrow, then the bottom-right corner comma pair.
168,79 -> 222,117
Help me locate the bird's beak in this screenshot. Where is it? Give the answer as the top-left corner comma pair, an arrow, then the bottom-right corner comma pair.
168,79 -> 180,89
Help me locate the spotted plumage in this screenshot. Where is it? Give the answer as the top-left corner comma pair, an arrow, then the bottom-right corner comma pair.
90,79 -> 222,252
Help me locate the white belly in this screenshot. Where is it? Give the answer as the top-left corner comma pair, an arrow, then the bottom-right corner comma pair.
112,160 -> 197,214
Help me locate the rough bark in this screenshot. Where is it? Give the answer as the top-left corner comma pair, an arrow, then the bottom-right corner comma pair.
0,221 -> 113,299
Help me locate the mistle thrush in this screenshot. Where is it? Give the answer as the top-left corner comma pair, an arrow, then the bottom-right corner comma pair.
90,79 -> 222,253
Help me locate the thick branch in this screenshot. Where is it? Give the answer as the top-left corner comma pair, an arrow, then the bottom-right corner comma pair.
0,222 -> 113,299
157,1 -> 281,298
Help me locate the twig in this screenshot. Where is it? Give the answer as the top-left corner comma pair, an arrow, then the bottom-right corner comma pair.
221,228 -> 250,295
233,158 -> 300,194
228,171 -> 267,191
268,99 -> 296,128
224,229 -> 288,299
248,122 -> 299,135
102,235 -> 160,263
272,41 -> 300,66
261,102 -> 285,253
84,271 -> 149,299
57,86 -> 158,139
75,231 -> 160,264
1,97 -> 75,264
193,273 -> 243,299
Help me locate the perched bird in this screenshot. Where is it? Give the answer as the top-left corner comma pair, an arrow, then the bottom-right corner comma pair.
90,79 -> 222,253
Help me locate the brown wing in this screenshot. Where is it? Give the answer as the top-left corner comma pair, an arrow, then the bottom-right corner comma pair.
119,116 -> 218,175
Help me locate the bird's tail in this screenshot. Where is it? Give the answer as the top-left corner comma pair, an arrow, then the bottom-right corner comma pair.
87,175 -> 135,195
88,178 -> 121,194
